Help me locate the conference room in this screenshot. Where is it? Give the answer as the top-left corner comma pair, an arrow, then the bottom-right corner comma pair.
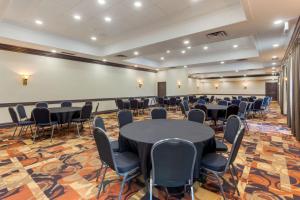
0,0 -> 299,199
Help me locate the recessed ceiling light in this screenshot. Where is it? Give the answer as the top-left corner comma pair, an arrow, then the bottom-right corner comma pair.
235,69 -> 239,72
160,57 -> 165,60
91,36 -> 97,41
102,58 -> 107,62
273,44 -> 279,48
220,61 -> 225,64
184,65 -> 188,68
156,68 -> 159,71
104,16 -> 112,22
35,19 -> 43,25
272,62 -> 277,65
183,40 -> 190,45
134,1 -> 142,7
187,46 -> 191,49
51,49 -> 57,53
166,50 -> 171,54
134,64 -> 138,67
134,51 -> 139,56
181,50 -> 186,54
73,14 -> 81,20
98,0 -> 106,5
273,19 -> 283,25
203,46 -> 208,50
233,44 -> 239,48
272,55 -> 278,59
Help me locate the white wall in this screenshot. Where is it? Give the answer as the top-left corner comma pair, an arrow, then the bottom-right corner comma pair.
0,50 -> 157,123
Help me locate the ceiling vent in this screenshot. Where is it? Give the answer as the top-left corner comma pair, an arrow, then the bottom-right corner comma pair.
61,51 -> 75,56
206,31 -> 227,40
115,54 -> 128,58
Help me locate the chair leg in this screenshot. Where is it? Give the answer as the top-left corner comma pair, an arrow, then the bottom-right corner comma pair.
149,178 -> 153,200
96,163 -> 103,182
50,125 -> 55,142
33,127 -> 39,143
18,126 -> 24,137
213,172 -> 226,200
231,164 -> 239,181
29,125 -> 33,135
23,126 -> 29,136
12,126 -> 18,138
118,173 -> 128,200
89,121 -> 92,135
229,166 -> 240,196
76,123 -> 81,137
190,184 -> 195,200
97,167 -> 107,199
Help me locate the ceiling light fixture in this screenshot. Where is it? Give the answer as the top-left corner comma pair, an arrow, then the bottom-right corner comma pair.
273,44 -> 279,48
134,1 -> 142,7
183,40 -> 190,45
98,0 -> 106,5
181,50 -> 186,54
272,55 -> 278,59
235,69 -> 239,72
220,61 -> 225,64
134,65 -> 138,67
187,46 -> 191,49
73,14 -> 81,20
156,68 -> 159,71
203,46 -> 208,50
134,51 -> 139,56
272,62 -> 277,65
104,16 -> 112,22
160,57 -> 165,60
51,49 -> 57,53
273,19 -> 283,25
35,19 -> 43,25
243,74 -> 247,77
91,36 -> 97,41
166,50 -> 171,54
102,58 -> 107,62
272,67 -> 276,70
184,65 -> 188,68
233,44 -> 239,48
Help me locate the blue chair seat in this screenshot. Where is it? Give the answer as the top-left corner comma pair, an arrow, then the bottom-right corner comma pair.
110,140 -> 119,152
36,121 -> 58,126
72,118 -> 89,122
114,152 -> 140,173
19,120 -> 34,126
201,153 -> 227,172
215,140 -> 228,152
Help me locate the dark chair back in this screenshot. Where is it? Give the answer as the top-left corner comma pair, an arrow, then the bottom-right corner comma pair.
32,108 -> 51,125
158,97 -> 164,106
85,101 -> 92,105
93,116 -> 106,131
183,100 -> 190,111
226,127 -> 245,168
198,104 -> 208,115
218,100 -> 228,106
226,105 -> 239,119
80,105 -> 93,120
179,102 -> 187,117
61,101 -> 72,107
8,107 -> 19,124
262,97 -> 269,107
143,99 -> 150,109
197,99 -> 206,105
231,99 -> 241,106
169,97 -> 177,106
241,97 -> 248,102
130,99 -> 138,109
151,138 -> 197,187
188,109 -> 205,124
248,97 -> 255,102
224,97 -> 231,101
94,102 -> 100,114
232,96 -> 237,100
115,99 -> 124,110
16,104 -> 27,120
93,128 -> 116,171
253,99 -> 263,110
209,96 -> 215,103
36,102 -> 48,108
238,96 -> 242,100
224,115 -> 242,144
151,108 -> 167,119
118,110 -> 133,128
239,101 -> 248,115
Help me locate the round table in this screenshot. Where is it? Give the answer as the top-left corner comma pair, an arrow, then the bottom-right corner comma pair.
48,107 -> 81,124
119,119 -> 216,179
206,104 -> 227,122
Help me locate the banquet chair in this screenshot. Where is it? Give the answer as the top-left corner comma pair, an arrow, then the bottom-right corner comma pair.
231,99 -> 241,106
238,102 -> 249,130
219,105 -> 239,124
218,100 -> 228,106
209,95 -> 215,103
150,138 -> 197,200
93,128 -> 140,200
180,102 -> 188,119
16,104 -> 29,121
85,101 -> 93,106
35,102 -> 48,108
91,102 -> 100,119
115,99 -> 124,110
224,97 -> 231,101
200,126 -> 245,200
251,99 -> 263,119
151,108 -> 167,119
61,101 -> 72,107
188,109 -> 206,124
215,115 -> 242,152
183,100 -> 190,112
71,104 -> 93,136
197,99 -> 206,105
118,110 -> 133,128
143,98 -> 150,112
168,97 -> 177,111
130,99 -> 139,115
9,107 -> 34,138
32,108 -> 58,143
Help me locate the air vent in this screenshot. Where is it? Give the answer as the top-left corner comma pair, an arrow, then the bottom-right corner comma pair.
115,54 -> 128,58
61,51 -> 75,56
206,31 -> 227,39
236,58 -> 248,62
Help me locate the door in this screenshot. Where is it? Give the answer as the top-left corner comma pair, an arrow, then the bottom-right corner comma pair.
265,82 -> 278,101
157,82 -> 166,97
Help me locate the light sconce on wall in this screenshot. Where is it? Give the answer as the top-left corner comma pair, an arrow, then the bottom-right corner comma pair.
243,82 -> 248,90
214,83 -> 219,89
177,81 -> 182,88
284,77 -> 288,81
21,74 -> 31,86
137,79 -> 143,88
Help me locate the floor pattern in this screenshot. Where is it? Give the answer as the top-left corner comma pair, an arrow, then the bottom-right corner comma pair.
0,103 -> 299,200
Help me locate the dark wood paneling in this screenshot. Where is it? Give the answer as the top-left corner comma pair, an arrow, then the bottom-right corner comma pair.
265,82 -> 278,101
0,43 -> 157,73
157,82 -> 166,97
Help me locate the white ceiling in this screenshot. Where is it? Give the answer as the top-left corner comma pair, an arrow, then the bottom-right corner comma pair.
0,0 -> 299,77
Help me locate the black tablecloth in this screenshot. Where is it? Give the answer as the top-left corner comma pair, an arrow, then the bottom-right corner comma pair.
119,119 -> 216,179
49,107 -> 81,124
206,104 -> 227,121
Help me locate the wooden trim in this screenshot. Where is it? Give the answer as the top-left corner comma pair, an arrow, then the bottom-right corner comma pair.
0,43 -> 157,73
189,73 -> 278,80
282,17 -> 300,63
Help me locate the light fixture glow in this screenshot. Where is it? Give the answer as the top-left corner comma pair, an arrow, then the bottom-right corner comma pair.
102,58 -> 107,62
98,0 -> 106,5
184,65 -> 188,68
203,46 -> 208,50
91,36 -> 97,41
187,46 -> 191,49
160,57 -> 165,60
272,55 -> 278,59
35,19 -> 43,25
235,69 -> 239,72
272,67 -> 276,70
134,65 -> 138,67
243,74 -> 247,77
134,51 -> 139,56
273,19 -> 283,25
156,68 -> 159,71
104,16 -> 112,22
73,14 -> 81,20
51,49 -> 57,53
273,44 -> 279,48
220,61 -> 225,64
233,44 -> 239,48
181,50 -> 186,54
272,62 -> 277,65
183,40 -> 190,45
134,1 -> 142,7
166,50 -> 171,54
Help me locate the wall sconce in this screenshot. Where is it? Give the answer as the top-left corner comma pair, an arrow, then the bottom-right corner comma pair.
137,79 -> 143,88
243,82 -> 248,90
284,77 -> 288,81
177,81 -> 182,88
214,83 -> 219,89
21,74 -> 30,86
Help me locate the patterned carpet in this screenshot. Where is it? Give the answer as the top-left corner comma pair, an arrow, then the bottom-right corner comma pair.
0,103 -> 299,200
